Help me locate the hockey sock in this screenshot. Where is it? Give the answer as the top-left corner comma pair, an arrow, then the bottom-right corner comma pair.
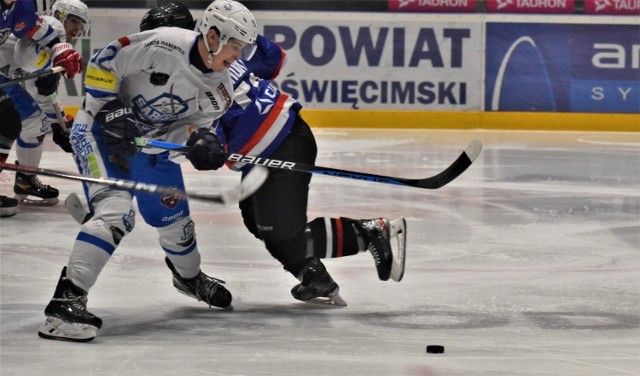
305,217 -> 368,259
16,137 -> 44,171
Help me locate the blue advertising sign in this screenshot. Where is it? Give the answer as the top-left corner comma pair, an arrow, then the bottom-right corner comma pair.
486,23 -> 639,113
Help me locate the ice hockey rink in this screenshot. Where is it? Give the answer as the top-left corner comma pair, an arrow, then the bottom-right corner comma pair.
0,128 -> 638,376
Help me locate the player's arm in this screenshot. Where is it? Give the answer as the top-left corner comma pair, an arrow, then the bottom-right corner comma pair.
243,34 -> 287,80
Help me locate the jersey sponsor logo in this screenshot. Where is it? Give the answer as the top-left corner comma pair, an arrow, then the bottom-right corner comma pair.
85,67 -> 117,91
217,83 -> 232,110
205,90 -> 220,110
35,49 -> 50,69
143,39 -> 185,55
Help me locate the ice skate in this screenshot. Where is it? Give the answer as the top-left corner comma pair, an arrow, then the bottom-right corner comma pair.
38,267 -> 102,342
13,164 -> 59,205
0,195 -> 18,217
358,217 -> 407,282
291,258 -> 347,307
165,258 -> 233,310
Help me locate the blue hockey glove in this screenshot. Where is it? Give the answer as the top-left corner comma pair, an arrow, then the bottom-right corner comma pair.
185,128 -> 226,171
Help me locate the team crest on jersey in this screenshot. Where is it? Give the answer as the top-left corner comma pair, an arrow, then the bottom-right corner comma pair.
217,83 -> 232,110
131,92 -> 194,124
0,29 -> 10,46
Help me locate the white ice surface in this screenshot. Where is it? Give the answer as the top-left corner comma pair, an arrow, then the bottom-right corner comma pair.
1,129 -> 638,376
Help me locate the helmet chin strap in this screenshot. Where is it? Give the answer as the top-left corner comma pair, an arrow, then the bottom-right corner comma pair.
203,33 -> 224,68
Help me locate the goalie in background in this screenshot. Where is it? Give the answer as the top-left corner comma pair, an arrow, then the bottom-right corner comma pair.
0,0 -> 83,217
38,0 -> 259,342
140,1 -> 407,307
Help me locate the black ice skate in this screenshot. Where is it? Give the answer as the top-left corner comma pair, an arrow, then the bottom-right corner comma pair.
358,217 -> 407,282
291,258 -> 347,307
14,165 -> 59,205
38,267 -> 103,342
0,195 -> 18,217
165,258 -> 233,310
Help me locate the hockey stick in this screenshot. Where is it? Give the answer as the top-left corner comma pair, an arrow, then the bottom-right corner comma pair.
135,138 -> 482,189
0,162 -> 268,204
0,66 -> 65,89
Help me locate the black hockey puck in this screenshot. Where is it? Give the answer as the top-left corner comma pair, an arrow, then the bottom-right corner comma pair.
426,345 -> 445,354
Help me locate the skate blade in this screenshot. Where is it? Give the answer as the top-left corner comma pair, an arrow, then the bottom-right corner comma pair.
37,317 -> 97,342
303,293 -> 348,307
15,194 -> 59,206
389,218 -> 407,282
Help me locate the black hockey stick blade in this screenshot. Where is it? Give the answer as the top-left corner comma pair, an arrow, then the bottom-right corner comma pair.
136,138 -> 482,190
0,162 -> 268,204
0,66 -> 65,89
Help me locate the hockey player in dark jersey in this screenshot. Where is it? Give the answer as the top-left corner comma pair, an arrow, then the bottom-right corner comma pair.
140,1 -> 407,306
0,0 -> 83,216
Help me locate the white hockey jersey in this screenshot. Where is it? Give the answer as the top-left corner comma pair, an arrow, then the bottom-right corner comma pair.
0,15 -> 65,118
84,27 -> 234,152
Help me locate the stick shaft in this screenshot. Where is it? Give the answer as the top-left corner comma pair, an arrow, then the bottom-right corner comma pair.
136,138 -> 481,190
0,66 -> 65,89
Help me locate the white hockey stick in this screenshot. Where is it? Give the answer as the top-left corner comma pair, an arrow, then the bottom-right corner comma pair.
0,162 -> 268,205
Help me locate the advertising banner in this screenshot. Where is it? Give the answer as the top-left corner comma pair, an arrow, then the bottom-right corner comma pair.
486,0 -> 575,13
583,0 -> 640,15
485,23 -> 640,113
261,13 -> 483,110
388,0 -> 478,12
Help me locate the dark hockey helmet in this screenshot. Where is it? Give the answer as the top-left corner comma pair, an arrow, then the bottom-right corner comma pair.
140,1 -> 195,32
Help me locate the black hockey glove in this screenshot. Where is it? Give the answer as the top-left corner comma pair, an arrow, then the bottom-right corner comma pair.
185,128 -> 226,171
34,73 -> 60,96
95,98 -> 140,158
51,114 -> 74,153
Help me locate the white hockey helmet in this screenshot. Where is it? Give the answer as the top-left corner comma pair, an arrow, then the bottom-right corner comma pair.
51,0 -> 89,29
198,0 -> 258,60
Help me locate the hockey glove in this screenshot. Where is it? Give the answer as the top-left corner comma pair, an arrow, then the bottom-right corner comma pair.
35,73 -> 60,96
50,43 -> 83,79
51,114 -> 74,153
95,98 -> 140,158
185,128 -> 226,171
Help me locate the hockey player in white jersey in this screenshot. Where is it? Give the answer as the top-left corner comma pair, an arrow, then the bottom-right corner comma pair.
140,2 -> 407,307
38,0 -> 258,342
0,0 -> 83,216
3,0 -> 89,205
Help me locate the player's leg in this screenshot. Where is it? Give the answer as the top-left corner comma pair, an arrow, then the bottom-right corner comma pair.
39,112 -> 136,342
6,85 -> 59,205
240,117 -> 345,304
14,112 -> 59,205
136,153 -> 232,309
0,88 -> 21,217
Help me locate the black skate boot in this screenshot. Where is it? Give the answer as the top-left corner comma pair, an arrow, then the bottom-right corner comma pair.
165,258 -> 233,310
0,195 -> 18,217
38,267 -> 102,342
14,165 -> 59,205
358,218 -> 407,282
290,258 -> 347,306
